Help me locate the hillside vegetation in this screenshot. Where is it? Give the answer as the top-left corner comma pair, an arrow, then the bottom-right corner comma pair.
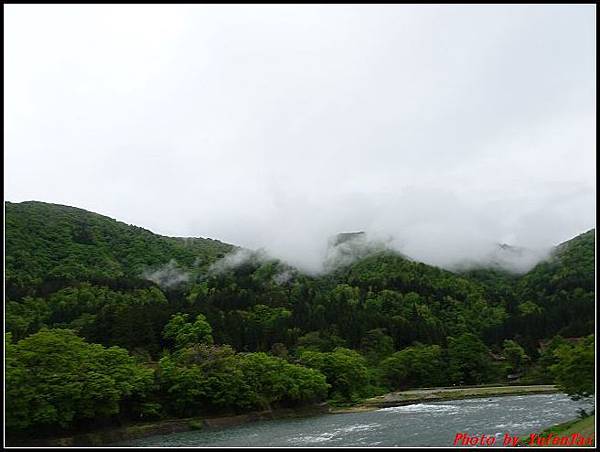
4,201 -> 595,440
5,201 -> 233,298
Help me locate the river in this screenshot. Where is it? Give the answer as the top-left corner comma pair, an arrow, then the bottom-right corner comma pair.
117,393 -> 593,447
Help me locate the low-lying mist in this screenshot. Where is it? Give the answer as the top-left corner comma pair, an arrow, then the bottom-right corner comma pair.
208,232 -> 553,277
6,5 -> 595,279
142,259 -> 190,288
190,187 -> 590,276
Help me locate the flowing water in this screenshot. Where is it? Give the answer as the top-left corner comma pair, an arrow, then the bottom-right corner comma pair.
117,393 -> 593,447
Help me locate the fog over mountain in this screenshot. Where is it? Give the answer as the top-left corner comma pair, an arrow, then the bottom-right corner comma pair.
4,5 -> 595,274
142,259 -> 191,288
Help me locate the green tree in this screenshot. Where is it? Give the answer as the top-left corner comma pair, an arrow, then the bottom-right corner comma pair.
236,305 -> 292,351
5,329 -> 152,433
502,339 -> 530,375
447,333 -> 494,385
157,344 -> 328,416
380,343 -> 445,389
157,344 -> 246,416
360,328 -> 395,363
237,352 -> 328,409
163,313 -> 213,349
5,297 -> 51,340
298,347 -> 370,403
297,331 -> 346,352
549,335 -> 594,401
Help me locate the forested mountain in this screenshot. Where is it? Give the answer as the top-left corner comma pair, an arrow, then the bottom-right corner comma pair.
4,201 -> 595,439
520,228 -> 595,298
461,229 -> 595,351
5,201 -> 234,298
511,229 -> 595,344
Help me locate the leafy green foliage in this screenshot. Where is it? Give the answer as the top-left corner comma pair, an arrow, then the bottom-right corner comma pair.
297,331 -> 347,352
163,313 -> 214,349
502,339 -> 530,374
512,230 -> 595,343
6,284 -> 171,356
298,348 -> 371,403
157,344 -> 328,416
3,202 -> 595,438
549,335 -> 595,400
519,335 -> 568,384
380,344 -> 445,389
5,297 -> 51,339
447,333 -> 495,385
157,344 -> 246,415
360,328 -> 395,363
237,352 -> 329,409
5,330 -> 153,433
5,201 -> 233,298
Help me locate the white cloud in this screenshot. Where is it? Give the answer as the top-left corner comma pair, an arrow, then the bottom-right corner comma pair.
4,4 -> 596,273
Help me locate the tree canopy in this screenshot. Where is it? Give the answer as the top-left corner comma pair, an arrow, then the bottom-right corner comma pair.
4,201 -> 595,438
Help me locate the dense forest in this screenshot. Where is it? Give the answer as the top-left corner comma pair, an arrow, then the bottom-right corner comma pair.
4,201 -> 595,439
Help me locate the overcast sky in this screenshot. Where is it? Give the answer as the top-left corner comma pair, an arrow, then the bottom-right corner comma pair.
4,4 -> 596,272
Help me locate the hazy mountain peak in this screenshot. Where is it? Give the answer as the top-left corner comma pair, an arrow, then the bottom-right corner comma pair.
322,231 -> 390,272
331,231 -> 366,247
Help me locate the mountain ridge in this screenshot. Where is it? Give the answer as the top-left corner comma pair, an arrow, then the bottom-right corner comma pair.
5,200 -> 594,287
4,200 -> 594,439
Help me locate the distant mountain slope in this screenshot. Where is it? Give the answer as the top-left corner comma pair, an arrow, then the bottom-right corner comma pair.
451,242 -> 551,275
519,229 -> 595,298
3,200 -> 594,361
442,229 -> 595,346
5,201 -> 235,297
460,230 -> 594,289
323,231 -> 391,272
507,229 -> 595,342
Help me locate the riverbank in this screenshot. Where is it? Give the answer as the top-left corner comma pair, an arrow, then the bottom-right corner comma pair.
6,404 -> 330,447
99,392 -> 589,447
330,384 -> 560,413
7,385 -> 560,446
519,415 -> 595,447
